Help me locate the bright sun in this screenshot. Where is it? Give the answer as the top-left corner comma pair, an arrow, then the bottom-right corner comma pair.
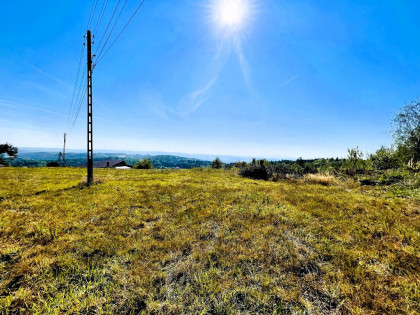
212,0 -> 251,32
220,1 -> 245,26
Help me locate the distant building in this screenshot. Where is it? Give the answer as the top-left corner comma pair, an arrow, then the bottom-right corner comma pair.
115,166 -> 132,170
92,160 -> 130,168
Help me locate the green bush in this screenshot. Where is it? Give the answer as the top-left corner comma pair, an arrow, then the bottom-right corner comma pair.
342,147 -> 367,174
134,159 -> 153,169
369,146 -> 399,170
211,157 -> 223,169
240,159 -> 273,180
234,161 -> 247,168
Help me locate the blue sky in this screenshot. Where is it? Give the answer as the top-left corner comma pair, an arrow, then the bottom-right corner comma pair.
1,0 -> 420,159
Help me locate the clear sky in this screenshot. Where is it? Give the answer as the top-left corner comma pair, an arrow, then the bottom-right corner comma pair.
1,0 -> 420,159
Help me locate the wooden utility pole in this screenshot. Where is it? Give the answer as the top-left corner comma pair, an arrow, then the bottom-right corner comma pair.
86,30 -> 93,185
63,133 -> 67,167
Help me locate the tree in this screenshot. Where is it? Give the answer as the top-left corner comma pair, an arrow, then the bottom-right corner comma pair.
134,158 -> 153,169
369,146 -> 399,170
347,147 -> 363,166
0,143 -> 18,166
343,147 -> 366,174
393,99 -> 420,162
211,157 -> 223,169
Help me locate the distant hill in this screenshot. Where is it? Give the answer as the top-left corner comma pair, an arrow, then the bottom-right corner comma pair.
18,147 -> 289,163
12,151 -> 211,169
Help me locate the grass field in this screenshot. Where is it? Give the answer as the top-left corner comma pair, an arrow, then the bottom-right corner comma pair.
0,168 -> 419,314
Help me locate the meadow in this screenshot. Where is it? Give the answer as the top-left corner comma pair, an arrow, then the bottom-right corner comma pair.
0,167 -> 419,314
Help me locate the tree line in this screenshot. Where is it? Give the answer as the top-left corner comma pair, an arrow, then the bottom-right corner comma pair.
212,99 -> 420,180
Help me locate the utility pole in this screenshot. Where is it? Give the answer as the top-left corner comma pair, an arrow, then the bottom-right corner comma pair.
63,133 -> 67,167
86,30 -> 93,185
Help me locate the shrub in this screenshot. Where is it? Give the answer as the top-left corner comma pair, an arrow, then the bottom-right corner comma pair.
234,161 -> 247,168
377,173 -> 404,185
46,162 -> 60,167
407,158 -> 420,171
274,162 -> 305,178
359,170 -> 405,186
342,147 -> 367,174
240,159 -> 273,180
211,157 -> 223,169
369,146 -> 399,170
134,159 -> 153,169
359,178 -> 377,186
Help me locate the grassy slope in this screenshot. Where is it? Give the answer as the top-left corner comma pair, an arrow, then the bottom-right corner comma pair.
0,168 -> 419,314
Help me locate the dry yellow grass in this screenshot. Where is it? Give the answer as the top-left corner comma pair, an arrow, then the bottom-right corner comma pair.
303,174 -> 339,186
0,167 -> 419,314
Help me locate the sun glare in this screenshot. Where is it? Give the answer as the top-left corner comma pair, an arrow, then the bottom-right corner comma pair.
221,1 -> 244,26
212,0 -> 252,33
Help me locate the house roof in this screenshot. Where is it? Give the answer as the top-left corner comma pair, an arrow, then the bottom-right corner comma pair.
93,160 -> 127,168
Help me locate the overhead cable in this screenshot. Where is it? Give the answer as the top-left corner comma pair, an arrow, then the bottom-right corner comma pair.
87,0 -> 99,30
95,0 -> 128,63
94,0 -> 122,57
96,0 -> 146,65
93,0 -> 109,35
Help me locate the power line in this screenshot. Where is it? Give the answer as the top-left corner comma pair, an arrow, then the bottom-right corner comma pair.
66,0 -> 92,134
94,0 -> 122,57
66,45 -> 85,131
87,0 -> 99,30
70,81 -> 87,133
67,0 -> 97,132
95,0 -> 128,63
67,0 -> 147,135
93,0 -> 109,35
96,0 -> 146,65
68,66 -> 87,133
67,0 -> 100,132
